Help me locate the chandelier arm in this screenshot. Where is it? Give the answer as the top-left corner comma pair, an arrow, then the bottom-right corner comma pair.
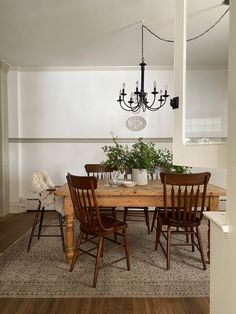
146,94 -> 157,109
147,98 -> 167,111
119,98 -> 141,112
120,99 -> 133,111
133,105 -> 142,113
130,101 -> 141,112
148,104 -> 165,111
119,102 -> 133,112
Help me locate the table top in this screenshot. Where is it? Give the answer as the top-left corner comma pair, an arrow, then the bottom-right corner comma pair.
56,180 -> 226,198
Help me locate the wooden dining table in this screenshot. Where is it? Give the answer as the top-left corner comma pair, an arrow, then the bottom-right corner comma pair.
55,180 -> 226,263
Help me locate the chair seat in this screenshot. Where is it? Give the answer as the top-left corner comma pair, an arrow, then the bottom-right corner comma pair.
80,216 -> 128,235
158,211 -> 201,228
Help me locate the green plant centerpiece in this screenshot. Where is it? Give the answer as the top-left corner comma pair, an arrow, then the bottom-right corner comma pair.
128,138 -> 158,185
129,138 -> 157,174
101,137 -> 130,174
155,148 -> 191,174
101,137 -> 191,185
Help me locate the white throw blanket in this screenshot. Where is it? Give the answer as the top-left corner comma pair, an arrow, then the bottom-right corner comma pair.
31,170 -> 64,216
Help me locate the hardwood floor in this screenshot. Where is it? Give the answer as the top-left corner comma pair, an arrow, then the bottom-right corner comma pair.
0,212 -> 209,314
0,297 -> 209,314
0,211 -> 56,253
0,212 -> 34,253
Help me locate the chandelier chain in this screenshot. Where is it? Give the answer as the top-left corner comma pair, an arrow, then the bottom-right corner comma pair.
142,7 -> 229,44
141,22 -> 144,61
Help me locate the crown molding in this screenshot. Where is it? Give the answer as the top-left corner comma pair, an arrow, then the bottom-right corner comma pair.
8,64 -> 227,72
9,65 -> 174,72
0,61 -> 10,73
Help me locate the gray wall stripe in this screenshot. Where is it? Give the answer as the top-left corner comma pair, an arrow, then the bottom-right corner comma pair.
8,137 -> 173,144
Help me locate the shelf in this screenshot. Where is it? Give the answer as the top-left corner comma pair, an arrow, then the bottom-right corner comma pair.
203,211 -> 229,233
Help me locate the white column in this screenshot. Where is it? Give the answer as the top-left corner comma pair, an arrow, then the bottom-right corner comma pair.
210,2 -> 236,313
173,0 -> 227,169
173,0 -> 186,164
0,61 -> 9,216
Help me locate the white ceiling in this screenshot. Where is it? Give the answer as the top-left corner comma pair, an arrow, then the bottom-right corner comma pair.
0,0 -> 229,67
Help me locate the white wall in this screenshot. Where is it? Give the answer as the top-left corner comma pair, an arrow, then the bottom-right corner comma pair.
186,69 -> 228,138
16,69 -> 174,138
7,67 -> 228,211
17,141 -> 172,197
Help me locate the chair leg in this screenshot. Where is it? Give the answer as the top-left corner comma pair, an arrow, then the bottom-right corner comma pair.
101,237 -> 105,258
185,227 -> 190,243
167,226 -> 171,270
112,207 -> 117,220
27,203 -> 41,252
70,232 -> 84,272
155,215 -> 162,251
151,207 -> 158,232
112,207 -> 118,241
191,227 -> 195,252
93,236 -> 103,288
123,228 -> 131,271
196,226 -> 207,270
37,206 -> 45,240
144,208 -> 150,234
58,213 -> 66,252
123,207 -> 128,222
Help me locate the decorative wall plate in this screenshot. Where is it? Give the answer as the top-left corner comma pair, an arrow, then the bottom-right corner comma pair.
126,116 -> 147,131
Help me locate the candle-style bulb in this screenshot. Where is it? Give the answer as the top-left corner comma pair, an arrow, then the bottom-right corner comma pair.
122,82 -> 126,90
164,85 -> 168,96
153,81 -> 157,88
160,89 -> 163,95
136,81 -> 139,88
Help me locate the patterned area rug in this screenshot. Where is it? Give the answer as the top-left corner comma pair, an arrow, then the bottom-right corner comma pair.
0,218 -> 209,298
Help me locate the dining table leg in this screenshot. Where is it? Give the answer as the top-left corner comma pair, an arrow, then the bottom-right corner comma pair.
206,196 -> 220,264
64,196 -> 74,264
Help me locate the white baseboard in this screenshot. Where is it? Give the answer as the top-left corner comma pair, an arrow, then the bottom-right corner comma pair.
9,202 -> 26,213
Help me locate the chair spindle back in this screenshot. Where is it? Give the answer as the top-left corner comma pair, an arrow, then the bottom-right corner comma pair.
85,164 -> 115,180
160,172 -> 211,224
67,173 -> 103,232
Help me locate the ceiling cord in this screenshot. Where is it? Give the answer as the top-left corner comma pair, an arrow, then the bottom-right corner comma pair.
142,7 -> 229,44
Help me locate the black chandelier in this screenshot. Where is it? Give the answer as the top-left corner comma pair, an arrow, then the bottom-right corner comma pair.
117,23 -> 169,113
117,1 -> 229,113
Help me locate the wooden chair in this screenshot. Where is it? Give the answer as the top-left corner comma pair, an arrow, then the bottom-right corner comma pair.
123,169 -> 157,234
67,173 -> 130,288
155,172 -> 211,270
85,164 -> 117,219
